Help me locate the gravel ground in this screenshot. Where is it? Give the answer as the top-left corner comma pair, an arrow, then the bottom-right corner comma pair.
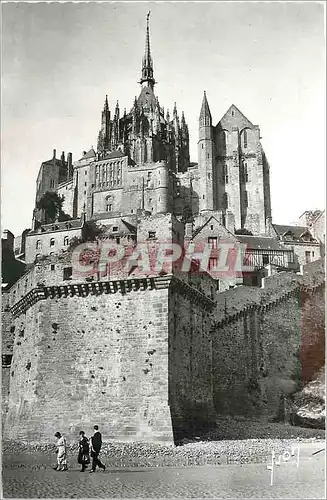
3,419 -> 325,470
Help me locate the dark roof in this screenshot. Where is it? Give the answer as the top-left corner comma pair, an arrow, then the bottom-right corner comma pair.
199,91 -> 212,121
236,235 -> 288,251
192,215 -> 235,239
102,150 -> 124,160
80,149 -> 96,160
218,104 -> 255,129
42,158 -> 62,167
122,220 -> 137,234
29,218 -> 84,235
137,86 -> 157,110
273,224 -> 316,242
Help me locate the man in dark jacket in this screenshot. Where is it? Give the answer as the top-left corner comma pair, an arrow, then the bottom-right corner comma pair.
89,425 -> 106,473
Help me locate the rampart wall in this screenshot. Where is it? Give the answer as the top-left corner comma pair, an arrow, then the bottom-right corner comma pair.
2,259 -> 324,443
4,278 -> 174,443
211,260 -> 325,421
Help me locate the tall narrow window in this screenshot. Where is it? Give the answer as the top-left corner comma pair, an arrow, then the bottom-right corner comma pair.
63,267 -> 72,281
64,236 -> 69,246
305,251 -> 311,264
225,165 -> 229,184
243,129 -> 248,149
244,191 -> 248,207
50,238 -> 55,247
209,258 -> 218,271
244,162 -> 249,182
208,237 -> 218,249
106,196 -> 112,211
224,192 -> 229,209
36,240 -> 41,250
262,254 -> 269,265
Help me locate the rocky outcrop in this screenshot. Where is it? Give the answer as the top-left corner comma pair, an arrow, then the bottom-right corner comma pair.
291,366 -> 325,429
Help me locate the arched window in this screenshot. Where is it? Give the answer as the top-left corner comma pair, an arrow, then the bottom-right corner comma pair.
64,236 -> 69,246
36,240 -> 41,250
50,238 -> 55,247
243,129 -> 248,149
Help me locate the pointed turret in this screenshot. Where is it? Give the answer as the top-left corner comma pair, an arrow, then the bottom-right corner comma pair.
199,91 -> 212,127
115,100 -> 120,120
140,12 -> 155,89
97,95 -> 111,154
181,111 -> 189,139
104,94 -> 109,111
173,102 -> 178,118
198,91 -> 214,211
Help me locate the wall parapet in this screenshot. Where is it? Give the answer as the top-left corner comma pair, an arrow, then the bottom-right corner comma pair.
9,274 -> 214,318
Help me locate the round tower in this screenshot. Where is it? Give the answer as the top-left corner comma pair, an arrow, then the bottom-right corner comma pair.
198,91 -> 214,212
156,161 -> 169,213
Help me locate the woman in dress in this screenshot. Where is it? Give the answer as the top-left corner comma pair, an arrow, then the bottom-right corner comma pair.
53,431 -> 68,471
77,430 -> 90,472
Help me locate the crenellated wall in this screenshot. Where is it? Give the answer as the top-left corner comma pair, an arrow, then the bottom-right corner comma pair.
2,259 -> 324,442
211,260 -> 325,421
4,278 -> 174,443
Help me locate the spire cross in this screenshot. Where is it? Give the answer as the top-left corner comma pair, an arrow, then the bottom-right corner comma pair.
140,11 -> 155,88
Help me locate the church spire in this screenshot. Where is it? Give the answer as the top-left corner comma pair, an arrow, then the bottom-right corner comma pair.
140,11 -> 155,89
199,91 -> 212,127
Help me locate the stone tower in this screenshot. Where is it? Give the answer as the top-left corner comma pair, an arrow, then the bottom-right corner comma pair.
96,12 -> 190,173
214,104 -> 272,235
198,91 -> 214,212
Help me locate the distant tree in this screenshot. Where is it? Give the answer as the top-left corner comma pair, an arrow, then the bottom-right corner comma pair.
181,205 -> 194,224
36,192 -> 71,223
84,220 -> 107,241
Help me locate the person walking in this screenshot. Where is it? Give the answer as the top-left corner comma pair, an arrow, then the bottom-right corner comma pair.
53,431 -> 68,471
77,431 -> 90,472
89,425 -> 106,473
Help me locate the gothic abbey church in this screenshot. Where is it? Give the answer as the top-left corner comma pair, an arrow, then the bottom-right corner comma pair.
2,14 -> 324,444
32,13 -> 272,237
13,12 -> 323,274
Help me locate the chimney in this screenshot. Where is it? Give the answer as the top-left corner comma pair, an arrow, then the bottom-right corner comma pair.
185,222 -> 193,240
61,151 -> 65,165
225,211 -> 235,234
1,230 -> 15,254
67,152 -> 73,179
53,149 -> 56,159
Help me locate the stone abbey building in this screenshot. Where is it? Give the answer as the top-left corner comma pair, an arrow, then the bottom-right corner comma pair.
2,14 -> 325,444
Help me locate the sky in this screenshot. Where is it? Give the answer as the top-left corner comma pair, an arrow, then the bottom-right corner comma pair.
1,1 -> 325,236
